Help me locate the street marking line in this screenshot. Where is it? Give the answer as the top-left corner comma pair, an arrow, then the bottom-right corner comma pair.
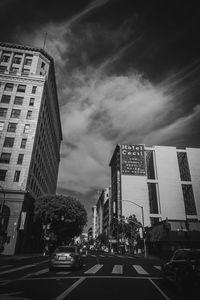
0,264 -> 35,275
112,265 -> 123,274
22,275 -> 162,280
54,277 -> 86,300
148,278 -> 171,300
0,265 -> 13,269
99,255 -> 105,257
133,265 -> 149,275
84,264 -> 103,274
91,255 -> 96,257
154,266 -> 161,271
57,271 -> 71,275
34,268 -> 49,275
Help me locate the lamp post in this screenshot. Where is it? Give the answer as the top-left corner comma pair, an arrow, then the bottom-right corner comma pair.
122,200 -> 147,257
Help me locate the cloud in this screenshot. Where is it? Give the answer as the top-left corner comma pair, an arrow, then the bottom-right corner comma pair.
9,13 -> 200,202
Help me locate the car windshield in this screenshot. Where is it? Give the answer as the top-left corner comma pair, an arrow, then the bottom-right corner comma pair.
173,250 -> 200,260
56,246 -> 76,253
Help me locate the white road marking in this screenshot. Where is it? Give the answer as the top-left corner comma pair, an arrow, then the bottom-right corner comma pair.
0,264 -> 35,275
133,265 -> 149,275
149,278 -> 171,300
0,260 -> 48,275
54,277 -> 86,300
99,255 -> 105,257
154,265 -> 161,271
34,268 -> 49,275
57,271 -> 71,275
91,255 -> 96,257
84,264 -> 103,274
112,265 -> 123,274
0,265 -> 13,269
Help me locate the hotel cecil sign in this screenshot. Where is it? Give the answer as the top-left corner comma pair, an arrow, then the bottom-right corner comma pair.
121,144 -> 146,176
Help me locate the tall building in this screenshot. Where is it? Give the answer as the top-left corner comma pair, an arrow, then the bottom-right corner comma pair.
92,205 -> 97,239
0,42 -> 62,254
96,188 -> 111,237
109,144 -> 200,231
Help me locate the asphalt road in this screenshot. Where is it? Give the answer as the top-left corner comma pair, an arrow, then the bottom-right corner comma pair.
0,252 -> 197,300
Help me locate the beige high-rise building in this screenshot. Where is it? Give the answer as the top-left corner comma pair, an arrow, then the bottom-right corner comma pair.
0,42 -> 62,254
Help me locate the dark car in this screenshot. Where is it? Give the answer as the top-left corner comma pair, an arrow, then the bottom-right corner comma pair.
49,245 -> 83,271
162,248 -> 200,293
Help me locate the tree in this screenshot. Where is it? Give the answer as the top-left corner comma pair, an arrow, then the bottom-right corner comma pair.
34,194 -> 87,245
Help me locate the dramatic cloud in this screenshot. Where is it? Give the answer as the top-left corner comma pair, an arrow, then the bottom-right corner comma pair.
2,0 -> 199,227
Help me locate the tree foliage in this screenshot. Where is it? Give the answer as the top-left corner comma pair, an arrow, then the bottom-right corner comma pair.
34,194 -> 87,242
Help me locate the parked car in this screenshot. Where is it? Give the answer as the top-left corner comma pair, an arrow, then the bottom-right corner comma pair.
49,245 -> 83,271
161,248 -> 200,293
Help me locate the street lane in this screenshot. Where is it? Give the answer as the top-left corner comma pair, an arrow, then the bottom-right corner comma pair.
0,253 -> 190,299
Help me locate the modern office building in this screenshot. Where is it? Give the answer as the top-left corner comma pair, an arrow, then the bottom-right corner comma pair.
0,42 -> 62,254
109,144 -> 200,232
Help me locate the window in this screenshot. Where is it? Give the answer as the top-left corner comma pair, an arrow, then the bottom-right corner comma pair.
1,94 -> 11,103
10,67 -> 19,74
182,184 -> 197,215
17,84 -> 26,92
20,138 -> 27,148
0,108 -> 8,117
13,56 -> 22,64
32,86 -> 37,94
3,137 -> 15,147
177,152 -> 191,181
11,109 -> 21,118
41,62 -> 45,68
24,58 -> 32,65
4,83 -> 14,91
146,151 -> 156,179
26,110 -> 32,119
14,170 -> 20,182
14,96 -> 23,105
23,124 -> 30,133
1,54 -> 10,63
29,98 -> 34,106
17,154 -> 24,165
22,69 -> 29,76
0,121 -> 4,131
0,153 -> 11,164
0,66 -> 7,73
0,169 -> 7,181
7,122 -> 17,132
148,183 -> 159,214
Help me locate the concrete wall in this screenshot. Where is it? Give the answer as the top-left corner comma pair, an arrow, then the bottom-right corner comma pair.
121,175 -> 150,226
154,146 -> 186,220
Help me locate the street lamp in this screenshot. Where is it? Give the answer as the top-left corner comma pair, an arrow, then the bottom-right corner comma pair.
122,200 -> 147,257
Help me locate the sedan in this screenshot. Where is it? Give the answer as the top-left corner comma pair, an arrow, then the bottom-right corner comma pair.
162,248 -> 200,293
49,245 -> 83,271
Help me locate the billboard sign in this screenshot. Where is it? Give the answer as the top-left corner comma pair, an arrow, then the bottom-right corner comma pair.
121,144 -> 146,176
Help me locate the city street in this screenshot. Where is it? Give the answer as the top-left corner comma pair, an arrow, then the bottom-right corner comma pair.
0,252 -> 196,300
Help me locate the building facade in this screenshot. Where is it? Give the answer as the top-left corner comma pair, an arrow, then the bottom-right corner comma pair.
0,42 -> 62,254
92,205 -> 97,239
109,144 -> 200,232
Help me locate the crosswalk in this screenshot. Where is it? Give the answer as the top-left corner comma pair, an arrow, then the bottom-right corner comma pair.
0,263 -> 162,278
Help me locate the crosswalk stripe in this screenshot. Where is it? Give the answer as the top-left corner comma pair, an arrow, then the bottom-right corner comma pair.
112,265 -> 123,274
91,255 -> 96,257
84,264 -> 103,274
99,255 -> 105,257
154,266 -> 161,271
133,265 -> 149,275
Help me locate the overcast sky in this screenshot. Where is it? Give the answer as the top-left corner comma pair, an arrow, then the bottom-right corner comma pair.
1,0 -> 200,230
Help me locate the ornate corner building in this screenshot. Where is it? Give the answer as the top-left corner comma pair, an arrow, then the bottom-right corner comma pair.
0,42 -> 62,254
